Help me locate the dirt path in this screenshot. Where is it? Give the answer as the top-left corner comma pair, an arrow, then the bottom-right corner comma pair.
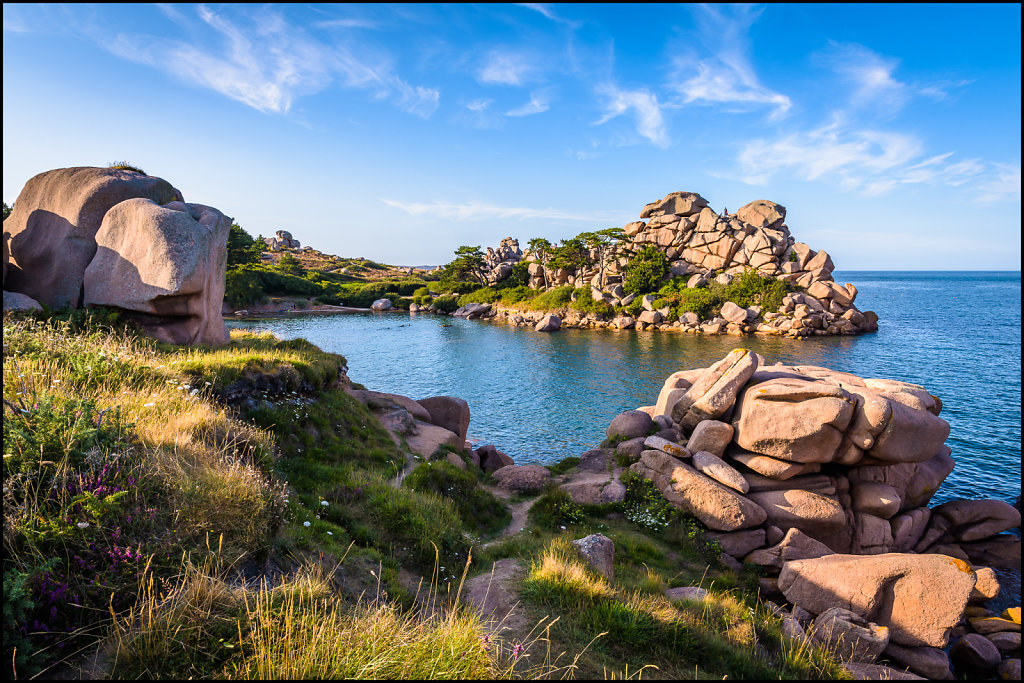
481,484 -> 537,547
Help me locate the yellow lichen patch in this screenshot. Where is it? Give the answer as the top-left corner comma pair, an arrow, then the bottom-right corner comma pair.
1003,607 -> 1021,624
947,557 -> 974,574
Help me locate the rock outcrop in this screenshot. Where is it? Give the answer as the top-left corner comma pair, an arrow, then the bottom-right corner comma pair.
475,192 -> 877,337
84,199 -> 230,345
4,167 -> 231,346
612,348 -> 1019,675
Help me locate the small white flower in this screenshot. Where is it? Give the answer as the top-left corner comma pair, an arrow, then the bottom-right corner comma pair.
326,531 -> 333,536
284,499 -> 289,504
320,500 -> 329,507
77,522 -> 90,529
190,389 -> 199,396
303,521 -> 311,527
143,402 -> 155,408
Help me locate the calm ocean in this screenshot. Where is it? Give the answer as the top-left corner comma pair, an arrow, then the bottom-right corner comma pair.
229,271 -> 1022,506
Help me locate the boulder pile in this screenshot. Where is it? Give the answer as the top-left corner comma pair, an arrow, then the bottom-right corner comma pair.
478,192 -> 878,337
590,348 -> 1019,678
4,167 -> 231,346
263,229 -> 300,251
483,237 -> 523,285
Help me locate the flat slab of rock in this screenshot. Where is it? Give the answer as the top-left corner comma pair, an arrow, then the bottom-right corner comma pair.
731,451 -> 821,480
492,464 -> 550,493
745,528 -> 833,569
932,498 -> 1022,542
405,420 -> 464,460
578,448 -> 612,472
841,662 -> 925,680
630,450 -> 766,531
666,586 -> 708,602
705,529 -> 766,558
672,348 -> 759,430
692,451 -> 749,493
747,488 -> 848,546
778,553 -> 977,647
643,435 -> 690,459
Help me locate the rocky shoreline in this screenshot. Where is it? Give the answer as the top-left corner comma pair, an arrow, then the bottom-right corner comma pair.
344,346 -> 1021,680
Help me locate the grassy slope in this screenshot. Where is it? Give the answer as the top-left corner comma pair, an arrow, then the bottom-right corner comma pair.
2,310 -> 846,680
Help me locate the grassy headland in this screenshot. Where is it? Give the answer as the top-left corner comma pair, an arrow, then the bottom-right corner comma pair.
2,309 -> 846,679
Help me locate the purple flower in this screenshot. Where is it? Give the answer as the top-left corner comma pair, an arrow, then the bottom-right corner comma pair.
511,642 -> 525,659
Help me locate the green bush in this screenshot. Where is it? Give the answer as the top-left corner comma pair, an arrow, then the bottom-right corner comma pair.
569,288 -> 614,318
225,265 -> 321,307
529,488 -> 586,529
672,287 -> 721,320
457,287 -> 500,307
530,285 -> 574,310
403,461 -> 510,537
432,295 -> 460,313
622,246 -> 668,294
497,285 -> 533,305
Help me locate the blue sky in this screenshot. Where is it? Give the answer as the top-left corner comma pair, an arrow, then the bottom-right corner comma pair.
3,3 -> 1020,269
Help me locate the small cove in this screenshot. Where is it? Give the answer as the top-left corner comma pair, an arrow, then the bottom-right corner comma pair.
229,271 -> 1022,507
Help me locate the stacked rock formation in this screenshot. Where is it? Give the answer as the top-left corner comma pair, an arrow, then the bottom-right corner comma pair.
597,348 -> 1019,677
4,167 -> 231,345
482,237 -> 523,285
263,229 -> 300,251
484,191 -> 877,336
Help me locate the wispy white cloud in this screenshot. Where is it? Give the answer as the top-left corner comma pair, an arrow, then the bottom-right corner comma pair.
731,116 -> 1014,201
102,5 -> 436,117
820,42 -> 973,113
381,198 -> 625,223
506,93 -> 549,116
313,18 -> 380,30
466,98 -> 493,112
595,85 -> 669,148
478,50 -> 533,86
669,4 -> 791,118
976,163 -> 1022,204
517,3 -> 582,28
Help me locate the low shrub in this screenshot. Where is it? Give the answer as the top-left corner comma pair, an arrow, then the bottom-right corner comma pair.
403,461 -> 510,537
622,246 -> 668,295
529,488 -> 586,530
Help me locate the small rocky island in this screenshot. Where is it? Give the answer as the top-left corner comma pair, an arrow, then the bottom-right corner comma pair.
445,191 -> 878,337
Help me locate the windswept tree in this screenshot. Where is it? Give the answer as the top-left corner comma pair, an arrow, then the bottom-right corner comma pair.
547,236 -> 588,273
441,245 -> 487,285
526,237 -> 552,289
2,202 -> 12,221
580,227 -> 627,289
276,252 -> 304,277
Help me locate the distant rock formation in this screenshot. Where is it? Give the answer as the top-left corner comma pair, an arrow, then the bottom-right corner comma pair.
4,166 -> 231,346
263,230 -> 300,251
483,191 -> 877,336
483,237 -> 522,285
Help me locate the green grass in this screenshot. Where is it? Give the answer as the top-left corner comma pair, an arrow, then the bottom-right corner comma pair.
404,461 -> 511,538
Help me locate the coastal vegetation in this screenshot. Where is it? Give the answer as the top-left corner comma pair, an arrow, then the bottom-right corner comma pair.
2,309 -> 849,679
222,225 -> 796,326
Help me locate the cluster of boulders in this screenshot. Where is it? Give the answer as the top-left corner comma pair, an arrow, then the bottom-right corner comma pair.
467,192 -> 878,337
3,167 -> 231,345
263,229 -> 300,251
567,348 -> 1020,679
483,237 -> 523,285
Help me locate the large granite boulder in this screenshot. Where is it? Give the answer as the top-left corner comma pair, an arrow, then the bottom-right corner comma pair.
778,553 -> 977,647
83,199 -> 230,345
417,396 -> 471,441
5,167 -> 182,308
607,410 -> 655,440
736,200 -> 786,230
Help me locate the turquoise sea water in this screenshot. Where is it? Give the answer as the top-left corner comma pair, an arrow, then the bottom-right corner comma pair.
229,271 -> 1021,506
